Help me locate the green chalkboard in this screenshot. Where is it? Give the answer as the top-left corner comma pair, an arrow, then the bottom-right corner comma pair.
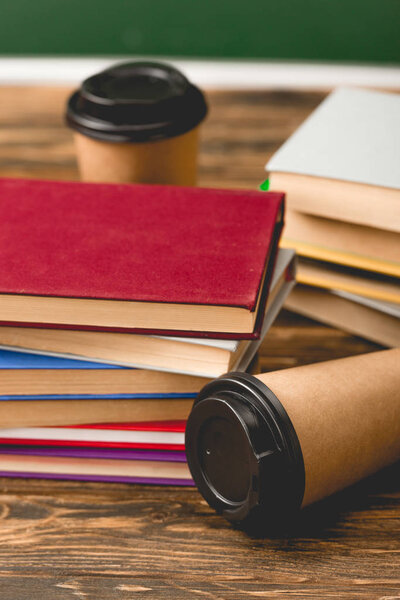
1,0 -> 399,63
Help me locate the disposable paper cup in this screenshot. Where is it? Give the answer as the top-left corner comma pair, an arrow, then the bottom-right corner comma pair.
66,62 -> 207,185
185,349 -> 400,528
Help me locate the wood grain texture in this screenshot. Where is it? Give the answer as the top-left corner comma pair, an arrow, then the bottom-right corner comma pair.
0,85 -> 398,599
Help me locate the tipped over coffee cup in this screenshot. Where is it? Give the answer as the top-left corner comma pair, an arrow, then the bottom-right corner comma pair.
66,61 -> 208,185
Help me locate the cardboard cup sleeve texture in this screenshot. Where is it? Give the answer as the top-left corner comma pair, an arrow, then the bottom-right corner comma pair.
73,127 -> 199,186
66,61 -> 207,186
185,349 -> 400,528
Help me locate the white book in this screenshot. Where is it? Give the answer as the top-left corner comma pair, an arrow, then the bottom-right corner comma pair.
266,87 -> 400,231
161,335 -> 239,353
0,427 -> 184,446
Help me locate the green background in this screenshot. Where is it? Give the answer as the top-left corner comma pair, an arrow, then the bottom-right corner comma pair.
2,0 -> 399,63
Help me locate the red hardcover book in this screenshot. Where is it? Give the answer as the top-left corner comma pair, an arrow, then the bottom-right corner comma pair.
0,178 -> 284,338
0,421 -> 186,451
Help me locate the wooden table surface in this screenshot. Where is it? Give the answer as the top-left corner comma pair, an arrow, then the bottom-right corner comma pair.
0,86 -> 398,600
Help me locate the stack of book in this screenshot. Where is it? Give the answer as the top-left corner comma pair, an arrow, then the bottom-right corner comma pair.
265,87 -> 400,347
0,178 -> 294,485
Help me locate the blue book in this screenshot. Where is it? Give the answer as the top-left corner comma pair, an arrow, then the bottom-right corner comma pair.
0,349 -> 120,370
0,349 -> 203,400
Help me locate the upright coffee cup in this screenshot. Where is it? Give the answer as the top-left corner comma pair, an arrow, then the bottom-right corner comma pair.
66,62 -> 208,185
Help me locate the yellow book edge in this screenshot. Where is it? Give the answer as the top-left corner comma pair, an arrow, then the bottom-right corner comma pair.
296,274 -> 400,305
281,238 -> 400,278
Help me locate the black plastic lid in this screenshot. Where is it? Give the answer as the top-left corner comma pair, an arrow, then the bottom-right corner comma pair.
66,61 -> 208,143
185,372 -> 305,528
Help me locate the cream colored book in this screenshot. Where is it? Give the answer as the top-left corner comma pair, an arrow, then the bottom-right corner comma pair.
296,259 -> 400,305
266,88 -> 400,232
333,291 -> 400,319
285,285 -> 400,347
0,454 -> 191,481
281,209 -> 400,278
0,396 -> 194,428
0,350 -> 208,397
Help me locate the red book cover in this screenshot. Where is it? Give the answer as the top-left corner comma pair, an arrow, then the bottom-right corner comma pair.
0,178 -> 284,338
0,420 -> 186,451
0,439 -> 185,451
63,421 -> 186,432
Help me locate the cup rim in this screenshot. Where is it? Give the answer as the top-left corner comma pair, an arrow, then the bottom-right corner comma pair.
66,62 -> 208,144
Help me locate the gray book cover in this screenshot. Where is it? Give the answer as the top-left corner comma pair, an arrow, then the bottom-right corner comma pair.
266,87 -> 400,190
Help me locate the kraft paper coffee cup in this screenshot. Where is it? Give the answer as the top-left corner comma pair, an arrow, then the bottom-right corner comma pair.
66,62 -> 208,185
185,349 -> 400,528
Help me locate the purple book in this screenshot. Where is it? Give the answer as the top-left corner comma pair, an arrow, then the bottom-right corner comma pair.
0,446 -> 187,461
0,446 -> 193,486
